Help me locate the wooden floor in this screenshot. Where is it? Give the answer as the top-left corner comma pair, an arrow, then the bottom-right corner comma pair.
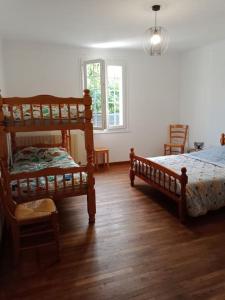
1,163 -> 225,300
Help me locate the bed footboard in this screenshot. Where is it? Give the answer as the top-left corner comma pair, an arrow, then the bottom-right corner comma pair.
129,148 -> 188,222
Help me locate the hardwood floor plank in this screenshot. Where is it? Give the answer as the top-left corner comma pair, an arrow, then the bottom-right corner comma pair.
1,163 -> 225,300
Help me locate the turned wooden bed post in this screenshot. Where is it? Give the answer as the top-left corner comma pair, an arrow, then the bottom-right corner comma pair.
130,148 -> 135,187
61,130 -> 69,150
61,130 -> 72,154
0,90 -> 8,167
11,133 -> 16,154
179,167 -> 188,223
84,89 -> 96,224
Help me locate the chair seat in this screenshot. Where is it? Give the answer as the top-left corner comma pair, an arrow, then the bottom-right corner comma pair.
15,198 -> 56,221
164,143 -> 184,148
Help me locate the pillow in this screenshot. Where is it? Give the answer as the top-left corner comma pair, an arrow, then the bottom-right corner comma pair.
13,147 -> 40,163
36,147 -> 68,162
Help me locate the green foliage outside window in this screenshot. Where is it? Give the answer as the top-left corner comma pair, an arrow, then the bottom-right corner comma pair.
86,63 -> 120,114
108,82 -> 120,113
86,63 -> 102,113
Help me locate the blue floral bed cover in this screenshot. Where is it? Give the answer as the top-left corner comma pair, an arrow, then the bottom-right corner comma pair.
10,147 -> 87,199
148,146 -> 225,217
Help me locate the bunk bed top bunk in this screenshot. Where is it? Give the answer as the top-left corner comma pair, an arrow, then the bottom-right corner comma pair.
0,90 -> 92,132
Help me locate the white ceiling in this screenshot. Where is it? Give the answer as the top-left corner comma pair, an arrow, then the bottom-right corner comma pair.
1,0 -> 225,51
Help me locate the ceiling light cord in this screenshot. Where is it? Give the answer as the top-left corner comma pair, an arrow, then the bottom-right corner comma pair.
155,11 -> 157,30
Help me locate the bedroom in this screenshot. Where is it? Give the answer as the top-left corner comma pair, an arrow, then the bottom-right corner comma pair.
1,0 -> 225,299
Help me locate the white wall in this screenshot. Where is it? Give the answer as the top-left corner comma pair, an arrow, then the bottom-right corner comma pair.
3,40 -> 180,162
0,38 -> 5,95
179,40 -> 225,147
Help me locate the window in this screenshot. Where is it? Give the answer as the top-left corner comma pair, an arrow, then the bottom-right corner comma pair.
83,59 -> 126,131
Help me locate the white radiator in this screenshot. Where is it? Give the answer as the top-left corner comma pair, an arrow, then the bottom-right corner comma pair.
16,134 -> 62,147
15,133 -> 79,161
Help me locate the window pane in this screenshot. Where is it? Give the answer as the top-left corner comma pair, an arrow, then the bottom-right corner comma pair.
107,65 -> 123,127
86,62 -> 103,128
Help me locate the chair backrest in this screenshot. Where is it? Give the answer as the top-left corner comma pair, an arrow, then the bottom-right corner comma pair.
0,177 -> 17,224
169,124 -> 188,146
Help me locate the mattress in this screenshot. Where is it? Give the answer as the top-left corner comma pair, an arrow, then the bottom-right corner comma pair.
10,146 -> 87,199
3,104 -> 85,121
146,146 -> 225,217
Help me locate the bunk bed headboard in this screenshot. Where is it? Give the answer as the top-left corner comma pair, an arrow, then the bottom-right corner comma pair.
9,130 -> 71,154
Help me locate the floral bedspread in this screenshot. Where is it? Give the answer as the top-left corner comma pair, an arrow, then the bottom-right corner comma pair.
3,104 -> 85,121
148,148 -> 225,217
10,147 -> 87,198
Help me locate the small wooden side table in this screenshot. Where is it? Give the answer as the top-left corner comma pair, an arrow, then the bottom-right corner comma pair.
94,148 -> 109,170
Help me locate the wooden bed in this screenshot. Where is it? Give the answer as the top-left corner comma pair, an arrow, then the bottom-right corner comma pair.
130,133 -> 225,222
0,89 -> 96,223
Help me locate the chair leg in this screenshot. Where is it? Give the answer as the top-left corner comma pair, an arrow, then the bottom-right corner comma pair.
106,151 -> 109,169
51,213 -> 60,261
55,229 -> 60,262
12,230 -> 20,267
103,152 -> 105,167
164,145 -> 170,156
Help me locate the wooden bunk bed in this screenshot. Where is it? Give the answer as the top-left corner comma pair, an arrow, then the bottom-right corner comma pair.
0,89 -> 96,223
130,134 -> 225,222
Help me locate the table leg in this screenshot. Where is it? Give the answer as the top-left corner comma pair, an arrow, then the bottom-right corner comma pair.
106,150 -> 109,168
103,152 -> 105,167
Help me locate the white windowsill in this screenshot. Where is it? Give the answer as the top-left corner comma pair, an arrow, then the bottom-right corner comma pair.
94,128 -> 130,135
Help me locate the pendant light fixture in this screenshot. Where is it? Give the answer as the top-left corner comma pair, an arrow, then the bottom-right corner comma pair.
143,4 -> 169,56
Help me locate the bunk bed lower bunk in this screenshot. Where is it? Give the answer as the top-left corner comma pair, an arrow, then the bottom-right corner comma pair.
129,134 -> 225,222
2,146 -> 88,200
0,90 -> 96,224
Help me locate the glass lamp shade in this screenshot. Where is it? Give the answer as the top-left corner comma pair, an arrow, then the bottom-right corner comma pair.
143,26 -> 169,56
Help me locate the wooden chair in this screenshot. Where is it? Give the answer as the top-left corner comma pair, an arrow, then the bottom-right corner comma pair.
0,178 -> 60,266
164,124 -> 188,155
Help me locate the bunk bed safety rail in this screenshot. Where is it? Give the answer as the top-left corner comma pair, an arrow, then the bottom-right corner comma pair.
7,166 -> 88,202
1,96 -> 88,124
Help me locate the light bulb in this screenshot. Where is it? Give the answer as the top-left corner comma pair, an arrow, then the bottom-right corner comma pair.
151,33 -> 161,45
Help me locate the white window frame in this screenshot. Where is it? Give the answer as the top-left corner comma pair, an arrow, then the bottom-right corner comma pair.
82,59 -> 127,132
82,59 -> 106,130
105,61 -> 127,131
